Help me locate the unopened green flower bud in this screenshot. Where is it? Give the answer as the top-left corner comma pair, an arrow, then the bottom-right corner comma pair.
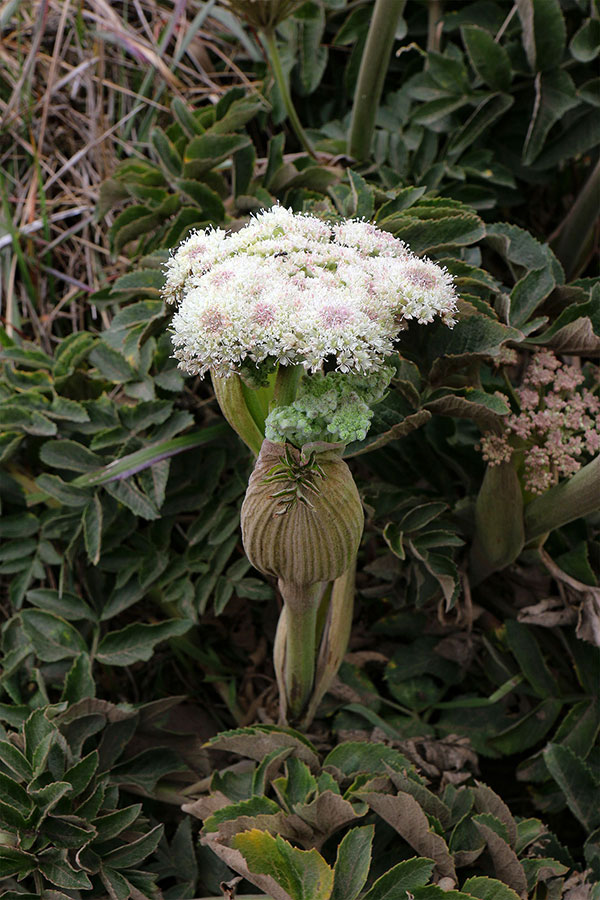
241,440 -> 364,585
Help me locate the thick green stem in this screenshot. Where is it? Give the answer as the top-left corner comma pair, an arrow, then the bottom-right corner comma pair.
550,156 -> 600,280
347,0 -> 406,161
470,460 -> 524,585
524,454 -> 600,544
263,30 -> 316,158
270,362 -> 302,410
279,579 -> 321,721
212,372 -> 264,457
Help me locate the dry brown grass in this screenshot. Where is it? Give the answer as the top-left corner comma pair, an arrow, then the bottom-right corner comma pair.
0,0 -> 254,348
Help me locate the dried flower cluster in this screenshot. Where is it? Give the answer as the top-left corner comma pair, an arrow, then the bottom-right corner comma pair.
164,206 -> 457,379
479,352 -> 600,495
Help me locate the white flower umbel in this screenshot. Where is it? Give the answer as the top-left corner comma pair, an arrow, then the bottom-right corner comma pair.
164,207 -> 457,379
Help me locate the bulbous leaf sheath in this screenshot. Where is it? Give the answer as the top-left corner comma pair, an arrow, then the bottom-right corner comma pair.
241,440 -> 364,586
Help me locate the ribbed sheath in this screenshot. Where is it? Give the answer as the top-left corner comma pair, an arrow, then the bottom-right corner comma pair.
241,441 -> 364,585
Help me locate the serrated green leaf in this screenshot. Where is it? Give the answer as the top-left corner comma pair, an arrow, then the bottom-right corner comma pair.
23,708 -> 55,762
109,746 -> 186,790
184,133 -> 251,177
42,814 -> 97,848
517,0 -> 566,72
102,823 -> 164,869
447,93 -> 514,160
543,743 -> 600,831
150,127 -> 182,176
362,792 -> 455,879
112,268 -> 165,295
34,473 -> 92,507
89,343 -> 137,383
0,512 -> 38,538
26,588 -> 96,621
347,169 -> 374,219
462,875 -> 519,900
20,609 -> 88,661
95,619 -> 192,666
38,850 -> 93,889
83,494 -> 103,565
210,94 -> 268,133
40,439 -> 103,473
504,620 -> 559,698
0,771 -> 30,815
489,698 -> 562,755
0,798 -> 28,829
232,829 -> 334,900
362,857 -> 435,899
203,795 -> 281,833
103,478 -> 159,520
462,26 -> 512,92
294,2 -> 328,95
570,18 -> 600,62
0,846 -> 36,878
60,652 -> 96,704
0,740 -> 32,781
175,179 -> 225,220
324,742 -> 411,777
390,212 -> 485,254
63,750 -> 99,796
92,803 -> 142,842
331,825 -> 374,900
523,70 -> 578,165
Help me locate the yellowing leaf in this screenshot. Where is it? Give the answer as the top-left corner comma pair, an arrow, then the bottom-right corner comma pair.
232,829 -> 334,900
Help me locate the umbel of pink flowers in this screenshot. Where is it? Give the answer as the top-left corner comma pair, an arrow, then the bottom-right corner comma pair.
479,351 -> 600,495
163,206 -> 457,380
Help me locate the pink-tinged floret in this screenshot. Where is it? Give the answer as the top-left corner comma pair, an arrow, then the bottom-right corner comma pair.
478,351 -> 599,495
164,206 -> 458,377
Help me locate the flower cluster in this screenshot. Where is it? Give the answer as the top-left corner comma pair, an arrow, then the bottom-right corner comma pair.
265,367 -> 394,446
479,352 -> 600,495
164,206 -> 457,379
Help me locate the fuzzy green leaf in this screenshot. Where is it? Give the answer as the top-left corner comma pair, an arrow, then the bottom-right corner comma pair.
232,830 -> 334,900
95,619 -> 192,666
543,744 -> 600,831
331,825 -> 374,900
362,857 -> 435,899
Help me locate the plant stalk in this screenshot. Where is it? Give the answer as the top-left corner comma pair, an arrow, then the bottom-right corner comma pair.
347,0 -> 406,161
301,560 -> 356,729
278,579 -> 321,721
550,156 -> 600,280
212,373 -> 265,456
263,30 -> 316,158
427,0 -> 444,53
524,454 -> 600,544
270,362 -> 302,410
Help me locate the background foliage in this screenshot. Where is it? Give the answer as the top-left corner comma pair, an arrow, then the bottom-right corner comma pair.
0,0 -> 599,898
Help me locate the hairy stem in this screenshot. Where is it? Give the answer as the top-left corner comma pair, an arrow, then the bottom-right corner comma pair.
347,0 -> 406,161
524,454 -> 600,544
271,362 -> 302,410
263,30 -> 316,158
278,579 -> 321,721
